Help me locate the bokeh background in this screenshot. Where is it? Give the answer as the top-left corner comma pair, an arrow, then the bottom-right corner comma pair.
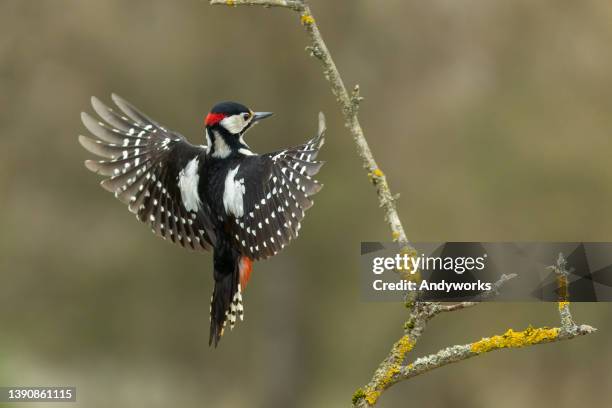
1,0 -> 611,407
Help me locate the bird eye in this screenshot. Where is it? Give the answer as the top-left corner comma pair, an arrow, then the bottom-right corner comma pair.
243,113 -> 251,121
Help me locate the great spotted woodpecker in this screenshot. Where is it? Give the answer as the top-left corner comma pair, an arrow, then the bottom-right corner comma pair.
79,95 -> 325,346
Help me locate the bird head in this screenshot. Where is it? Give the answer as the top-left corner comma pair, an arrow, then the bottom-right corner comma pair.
204,101 -> 273,158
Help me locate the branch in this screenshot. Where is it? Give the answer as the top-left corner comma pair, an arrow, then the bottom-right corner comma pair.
548,252 -> 576,331
353,260 -> 596,407
210,0 -> 411,250
211,0 -> 304,11
434,272 -> 518,311
353,274 -> 515,406
403,323 -> 595,379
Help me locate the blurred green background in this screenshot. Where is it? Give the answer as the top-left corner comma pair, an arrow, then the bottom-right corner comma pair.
1,0 -> 611,407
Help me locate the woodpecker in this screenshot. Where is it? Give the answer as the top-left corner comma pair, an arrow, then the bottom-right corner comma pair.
79,95 -> 325,346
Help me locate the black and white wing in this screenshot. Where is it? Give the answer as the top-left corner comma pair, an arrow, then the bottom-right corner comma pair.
229,113 -> 326,260
79,94 -> 216,251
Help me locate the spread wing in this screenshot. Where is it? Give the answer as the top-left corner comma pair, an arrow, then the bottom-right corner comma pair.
229,113 -> 326,260
79,94 -> 216,251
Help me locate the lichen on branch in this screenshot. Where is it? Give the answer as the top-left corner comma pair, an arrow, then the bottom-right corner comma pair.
470,326 -> 560,354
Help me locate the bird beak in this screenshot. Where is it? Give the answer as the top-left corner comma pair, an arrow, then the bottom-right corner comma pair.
253,112 -> 274,122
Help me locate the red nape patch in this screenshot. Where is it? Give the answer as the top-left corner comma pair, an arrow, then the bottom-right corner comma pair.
239,256 -> 253,291
205,112 -> 226,126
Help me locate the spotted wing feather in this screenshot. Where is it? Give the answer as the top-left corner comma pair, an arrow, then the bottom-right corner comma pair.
79,94 -> 216,251
231,113 -> 326,260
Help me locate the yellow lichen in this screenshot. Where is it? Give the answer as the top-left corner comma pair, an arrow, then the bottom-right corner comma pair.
396,247 -> 421,282
392,231 -> 400,241
301,14 -> 315,25
225,0 -> 235,6
471,326 -> 560,354
381,364 -> 400,385
364,388 -> 381,405
368,168 -> 384,183
558,301 -> 570,311
395,334 -> 415,357
364,365 -> 398,405
364,335 -> 415,405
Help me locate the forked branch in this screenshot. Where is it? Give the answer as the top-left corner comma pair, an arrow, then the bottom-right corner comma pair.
353,267 -> 595,407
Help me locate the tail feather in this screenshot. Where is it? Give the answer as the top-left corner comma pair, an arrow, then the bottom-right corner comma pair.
209,253 -> 250,347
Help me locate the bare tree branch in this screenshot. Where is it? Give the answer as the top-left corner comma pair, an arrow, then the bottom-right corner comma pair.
409,323 -> 594,378
548,252 -> 576,331
353,274 -> 517,406
353,323 -> 595,407
213,0 -> 304,11
354,258 -> 595,407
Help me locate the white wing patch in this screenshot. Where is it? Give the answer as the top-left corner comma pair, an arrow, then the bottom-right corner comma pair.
178,157 -> 202,212
223,165 -> 246,217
